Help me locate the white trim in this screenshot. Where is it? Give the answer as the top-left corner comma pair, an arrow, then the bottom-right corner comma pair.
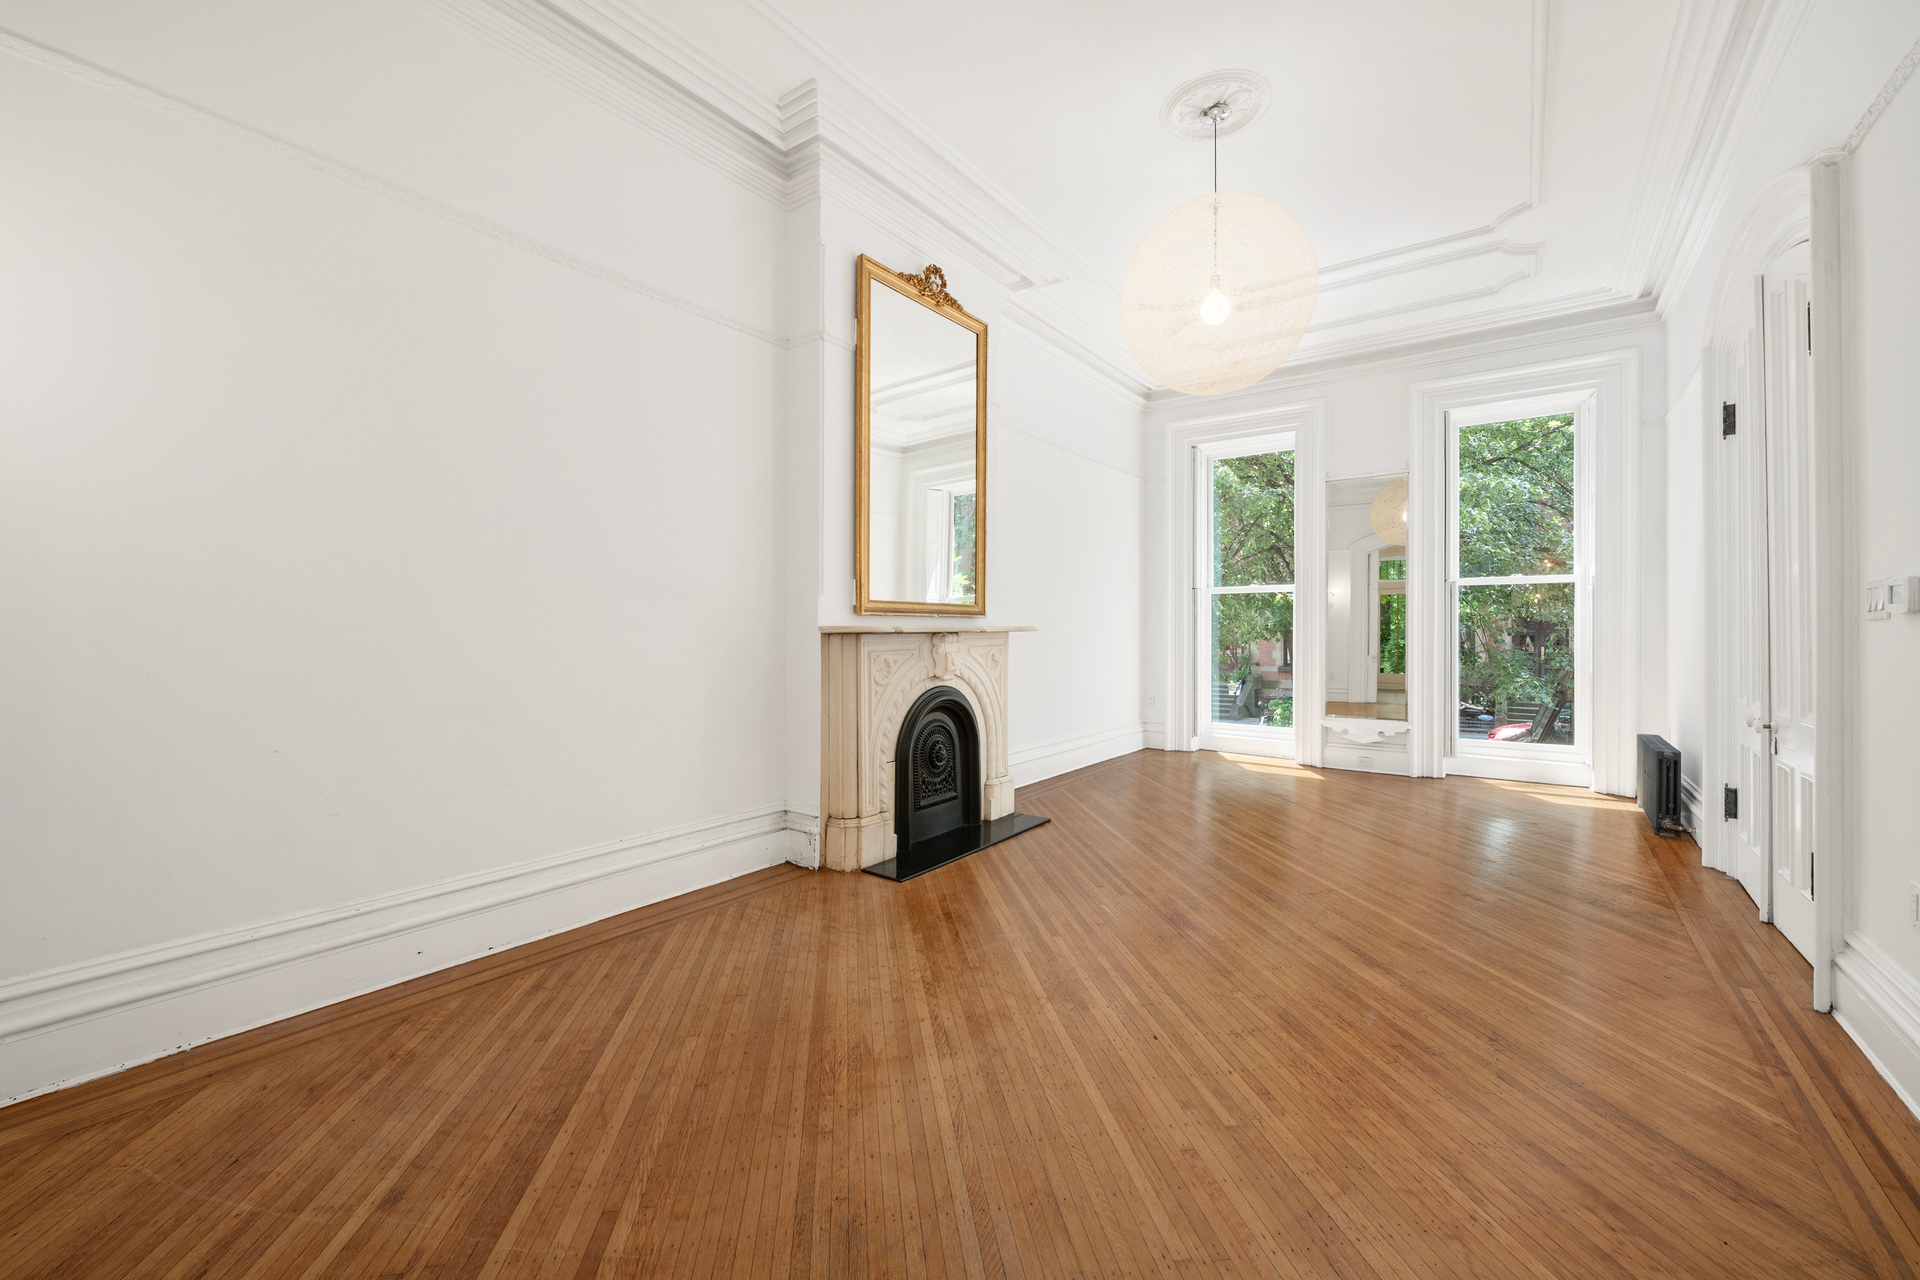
1008,723 -> 1147,786
1162,403 -> 1326,766
0,805 -> 804,1107
1409,351 -> 1640,792
1615,0 -> 1816,304
1843,35 -> 1920,154
1807,151 -> 1854,1013
1680,773 -> 1705,836
1444,751 -> 1593,788
1834,937 -> 1920,1123
1196,728 -> 1297,761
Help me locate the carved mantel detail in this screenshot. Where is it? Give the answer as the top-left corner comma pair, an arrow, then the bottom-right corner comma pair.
820,626 -> 1029,872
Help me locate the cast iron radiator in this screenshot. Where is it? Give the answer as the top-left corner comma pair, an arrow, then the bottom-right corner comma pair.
1636,733 -> 1685,836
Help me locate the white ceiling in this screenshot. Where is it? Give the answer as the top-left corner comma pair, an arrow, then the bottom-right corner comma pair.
604,0 -> 1691,381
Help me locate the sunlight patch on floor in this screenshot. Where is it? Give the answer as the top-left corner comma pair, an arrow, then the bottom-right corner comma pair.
1477,778 -> 1640,810
1218,753 -> 1322,779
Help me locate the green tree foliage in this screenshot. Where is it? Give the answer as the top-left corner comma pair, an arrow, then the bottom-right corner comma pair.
1456,416 -> 1575,743
1379,556 -> 1406,676
949,493 -> 976,603
1212,453 -> 1295,587
1209,452 -> 1296,725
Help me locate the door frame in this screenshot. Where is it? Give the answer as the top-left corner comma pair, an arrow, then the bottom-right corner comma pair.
1163,401 -> 1326,765
1701,157 -> 1854,1011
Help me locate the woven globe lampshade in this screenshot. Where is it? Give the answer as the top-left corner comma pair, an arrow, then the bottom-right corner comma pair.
1369,478 -> 1409,545
1121,190 -> 1319,396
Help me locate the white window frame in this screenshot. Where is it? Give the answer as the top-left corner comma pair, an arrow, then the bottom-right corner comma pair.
1446,393 -> 1595,783
1195,431 -> 1301,757
1409,352 -> 1638,793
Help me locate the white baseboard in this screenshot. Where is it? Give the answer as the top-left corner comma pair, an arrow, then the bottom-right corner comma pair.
1010,721 -> 1147,786
0,805 -> 804,1108
1833,935 -> 1920,1123
1680,775 -> 1703,837
1321,741 -> 1411,775
1444,752 -> 1594,788
781,806 -> 820,868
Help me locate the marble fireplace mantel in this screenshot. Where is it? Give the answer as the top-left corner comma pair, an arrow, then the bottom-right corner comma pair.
819,624 -> 1033,872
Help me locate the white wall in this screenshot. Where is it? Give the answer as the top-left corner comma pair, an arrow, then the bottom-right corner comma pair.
1656,1 -> 1920,1110
0,4 -> 806,1102
992,335 -> 1147,783
1143,319 -> 1667,780
1832,50 -> 1920,1109
0,2 -> 1154,1104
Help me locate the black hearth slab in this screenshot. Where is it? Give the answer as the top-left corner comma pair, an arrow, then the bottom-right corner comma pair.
862,812 -> 1051,882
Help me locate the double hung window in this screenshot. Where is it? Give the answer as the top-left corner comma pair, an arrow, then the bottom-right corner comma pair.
1452,412 -> 1582,754
1200,441 -> 1297,740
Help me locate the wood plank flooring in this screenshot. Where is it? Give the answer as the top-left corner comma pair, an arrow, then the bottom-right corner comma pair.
6,750 -> 1920,1277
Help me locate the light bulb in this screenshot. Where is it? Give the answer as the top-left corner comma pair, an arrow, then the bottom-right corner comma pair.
1200,287 -> 1233,325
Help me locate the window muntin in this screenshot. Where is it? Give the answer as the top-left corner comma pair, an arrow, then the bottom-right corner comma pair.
1206,449 -> 1295,730
1454,415 -> 1578,748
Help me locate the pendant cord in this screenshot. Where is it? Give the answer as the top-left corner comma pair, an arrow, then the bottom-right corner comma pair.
1211,114 -> 1220,284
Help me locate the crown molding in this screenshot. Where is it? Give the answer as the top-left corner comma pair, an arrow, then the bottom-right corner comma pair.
417,0 -> 1598,406
1145,290 -> 1657,416
999,292 -> 1153,409
1614,0 -> 1815,304
413,0 -> 790,204
1844,33 -> 1920,154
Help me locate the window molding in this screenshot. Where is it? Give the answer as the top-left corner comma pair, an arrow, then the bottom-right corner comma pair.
1409,352 -> 1640,793
1161,401 -> 1327,764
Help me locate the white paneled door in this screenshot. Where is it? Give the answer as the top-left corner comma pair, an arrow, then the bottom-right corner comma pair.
1762,243 -> 1817,962
1717,240 -> 1818,964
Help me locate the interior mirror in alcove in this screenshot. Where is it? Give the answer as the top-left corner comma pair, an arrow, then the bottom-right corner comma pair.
855,256 -> 987,616
1325,474 -> 1409,721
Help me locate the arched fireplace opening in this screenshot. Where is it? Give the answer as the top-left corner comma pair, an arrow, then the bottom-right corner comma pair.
895,686 -> 982,852
866,683 -> 1047,882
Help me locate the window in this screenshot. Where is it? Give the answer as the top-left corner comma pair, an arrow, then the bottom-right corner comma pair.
1378,553 -> 1406,689
1203,446 -> 1296,734
918,480 -> 976,606
1453,414 -> 1578,750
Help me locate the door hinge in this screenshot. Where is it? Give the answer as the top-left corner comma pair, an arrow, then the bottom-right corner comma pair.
1723,784 -> 1739,821
1721,402 -> 1737,438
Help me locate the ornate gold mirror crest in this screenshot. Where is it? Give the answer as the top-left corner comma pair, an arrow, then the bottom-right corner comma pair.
855,255 -> 988,616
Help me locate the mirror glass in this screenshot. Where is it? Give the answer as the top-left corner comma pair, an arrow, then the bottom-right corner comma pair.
1325,474 -> 1409,721
857,258 -> 985,614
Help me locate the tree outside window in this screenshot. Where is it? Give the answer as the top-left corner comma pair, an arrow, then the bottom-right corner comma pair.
1456,415 -> 1576,745
1209,451 -> 1295,729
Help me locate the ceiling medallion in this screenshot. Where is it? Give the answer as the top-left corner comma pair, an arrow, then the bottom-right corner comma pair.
1124,80 -> 1319,397
1159,69 -> 1270,141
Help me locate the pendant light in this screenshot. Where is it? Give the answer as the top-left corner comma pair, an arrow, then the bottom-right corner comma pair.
1122,98 -> 1319,396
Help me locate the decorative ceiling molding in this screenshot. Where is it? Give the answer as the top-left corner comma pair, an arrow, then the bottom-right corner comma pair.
1318,236 -> 1541,296
744,0 -> 1094,289
418,0 -> 1574,399
0,24 -> 788,349
1159,69 -> 1271,141
413,0 -> 789,203
1309,269 -> 1536,334
1613,0 -> 1816,305
1145,290 -> 1657,412
1844,33 -> 1920,154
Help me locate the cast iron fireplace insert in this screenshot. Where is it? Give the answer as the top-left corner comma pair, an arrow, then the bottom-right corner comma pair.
863,685 -> 1048,881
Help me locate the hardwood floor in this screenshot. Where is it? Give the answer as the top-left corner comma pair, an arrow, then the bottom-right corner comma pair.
6,750 -> 1920,1277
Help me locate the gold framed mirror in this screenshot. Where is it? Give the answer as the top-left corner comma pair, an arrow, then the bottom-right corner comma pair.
855,255 -> 987,616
